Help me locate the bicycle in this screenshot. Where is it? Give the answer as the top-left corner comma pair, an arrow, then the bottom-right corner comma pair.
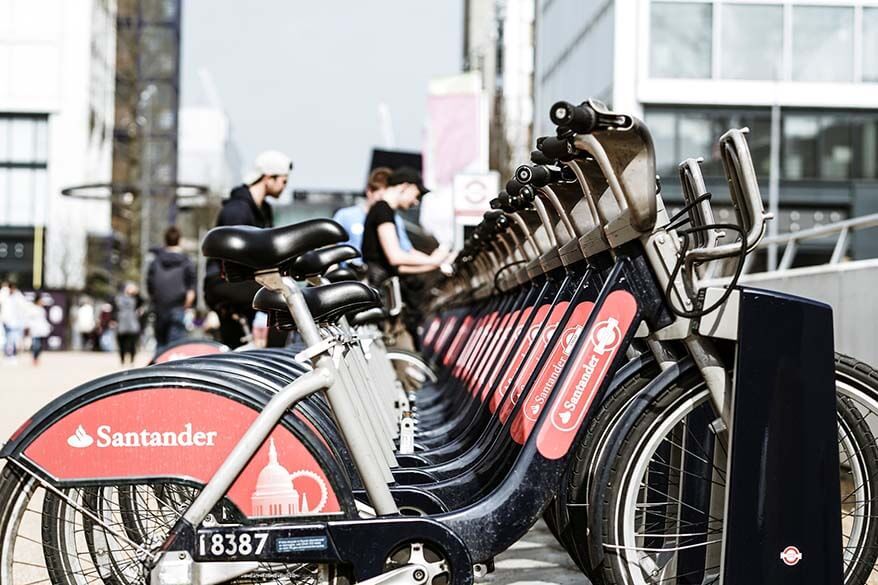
0,100 -> 869,585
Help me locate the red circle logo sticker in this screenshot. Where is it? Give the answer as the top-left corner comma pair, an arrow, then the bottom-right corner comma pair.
780,546 -> 802,566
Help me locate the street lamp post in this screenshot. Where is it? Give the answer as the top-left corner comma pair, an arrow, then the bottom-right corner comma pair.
137,84 -> 156,290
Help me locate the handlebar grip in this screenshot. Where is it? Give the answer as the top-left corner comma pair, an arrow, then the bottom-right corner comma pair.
519,184 -> 537,203
497,191 -> 514,212
505,178 -> 523,196
514,165 -> 533,184
538,136 -> 574,162
509,192 -> 525,210
550,100 -> 597,133
516,164 -> 553,188
531,149 -> 552,165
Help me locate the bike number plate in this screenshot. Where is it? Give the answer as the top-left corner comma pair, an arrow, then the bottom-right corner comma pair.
198,532 -> 269,559
194,528 -> 333,561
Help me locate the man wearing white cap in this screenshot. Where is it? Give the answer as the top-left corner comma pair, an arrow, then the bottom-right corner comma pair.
203,150 -> 292,348
220,150 -> 292,228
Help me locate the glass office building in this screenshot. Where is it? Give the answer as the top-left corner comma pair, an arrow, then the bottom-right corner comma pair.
0,0 -> 117,289
535,0 -> 878,264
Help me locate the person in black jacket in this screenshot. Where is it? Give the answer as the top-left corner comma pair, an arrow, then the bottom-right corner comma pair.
204,150 -> 292,348
147,226 -> 196,347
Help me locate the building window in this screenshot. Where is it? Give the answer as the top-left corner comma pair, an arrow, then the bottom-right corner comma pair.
0,115 -> 49,227
865,8 -> 878,83
645,2 -> 877,84
648,111 -> 678,179
818,114 -> 853,180
783,114 -> 819,179
650,2 -> 712,79
721,4 -> 783,80
783,111 -> 878,180
852,115 -> 878,179
644,107 -> 771,180
678,115 -> 714,171
792,6 -> 854,82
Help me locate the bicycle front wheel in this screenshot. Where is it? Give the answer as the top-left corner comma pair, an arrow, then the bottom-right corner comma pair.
593,366 -> 878,585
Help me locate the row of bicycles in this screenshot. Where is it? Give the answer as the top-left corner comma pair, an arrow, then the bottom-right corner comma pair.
0,99 -> 875,585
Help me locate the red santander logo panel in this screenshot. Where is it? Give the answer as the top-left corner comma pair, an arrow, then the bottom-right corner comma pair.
443,316 -> 474,366
511,301 -> 594,444
536,290 -> 638,459
455,311 -> 496,380
482,307 -> 533,402
24,388 -> 340,517
423,317 -> 441,349
472,311 -> 516,394
491,304 -> 550,413
433,315 -> 459,356
499,301 -> 569,424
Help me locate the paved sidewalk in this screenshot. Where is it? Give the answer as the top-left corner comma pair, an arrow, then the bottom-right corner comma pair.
0,350 -> 588,585
0,351 -> 150,440
482,521 -> 586,585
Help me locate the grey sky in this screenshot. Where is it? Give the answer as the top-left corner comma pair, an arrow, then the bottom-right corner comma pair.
180,0 -> 464,191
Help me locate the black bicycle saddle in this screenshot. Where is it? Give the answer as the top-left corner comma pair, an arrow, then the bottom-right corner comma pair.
348,307 -> 387,327
325,266 -> 360,283
253,282 -> 382,326
289,245 -> 360,279
201,220 -> 347,271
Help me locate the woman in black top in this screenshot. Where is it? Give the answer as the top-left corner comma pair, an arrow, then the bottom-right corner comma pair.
361,167 -> 451,286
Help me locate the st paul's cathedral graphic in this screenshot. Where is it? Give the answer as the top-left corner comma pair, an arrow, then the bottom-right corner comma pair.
251,438 -> 326,516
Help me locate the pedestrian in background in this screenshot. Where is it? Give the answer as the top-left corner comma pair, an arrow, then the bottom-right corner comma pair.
0,281 -> 7,352
1,280 -> 26,363
361,168 -> 453,347
74,299 -> 96,351
0,297 -> 4,352
97,303 -> 114,351
333,167 -> 415,253
361,167 -> 449,284
203,150 -> 292,348
147,226 -> 196,348
26,297 -> 52,366
112,282 -> 143,366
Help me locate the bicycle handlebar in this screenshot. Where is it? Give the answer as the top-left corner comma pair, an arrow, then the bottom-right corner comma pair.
550,100 -> 597,133
496,191 -> 514,212
505,178 -> 524,196
515,164 -> 549,187
530,149 -> 552,165
518,184 -> 537,204
537,136 -> 575,162
550,99 -> 634,135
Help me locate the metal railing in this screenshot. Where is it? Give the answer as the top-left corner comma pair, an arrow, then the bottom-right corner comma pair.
738,212 -> 878,275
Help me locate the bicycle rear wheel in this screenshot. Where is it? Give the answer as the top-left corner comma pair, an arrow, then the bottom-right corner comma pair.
0,464 -> 333,585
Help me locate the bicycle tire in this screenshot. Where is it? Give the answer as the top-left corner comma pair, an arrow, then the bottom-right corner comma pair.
0,465 -> 333,585
585,354 -> 878,585
556,358 -> 661,576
